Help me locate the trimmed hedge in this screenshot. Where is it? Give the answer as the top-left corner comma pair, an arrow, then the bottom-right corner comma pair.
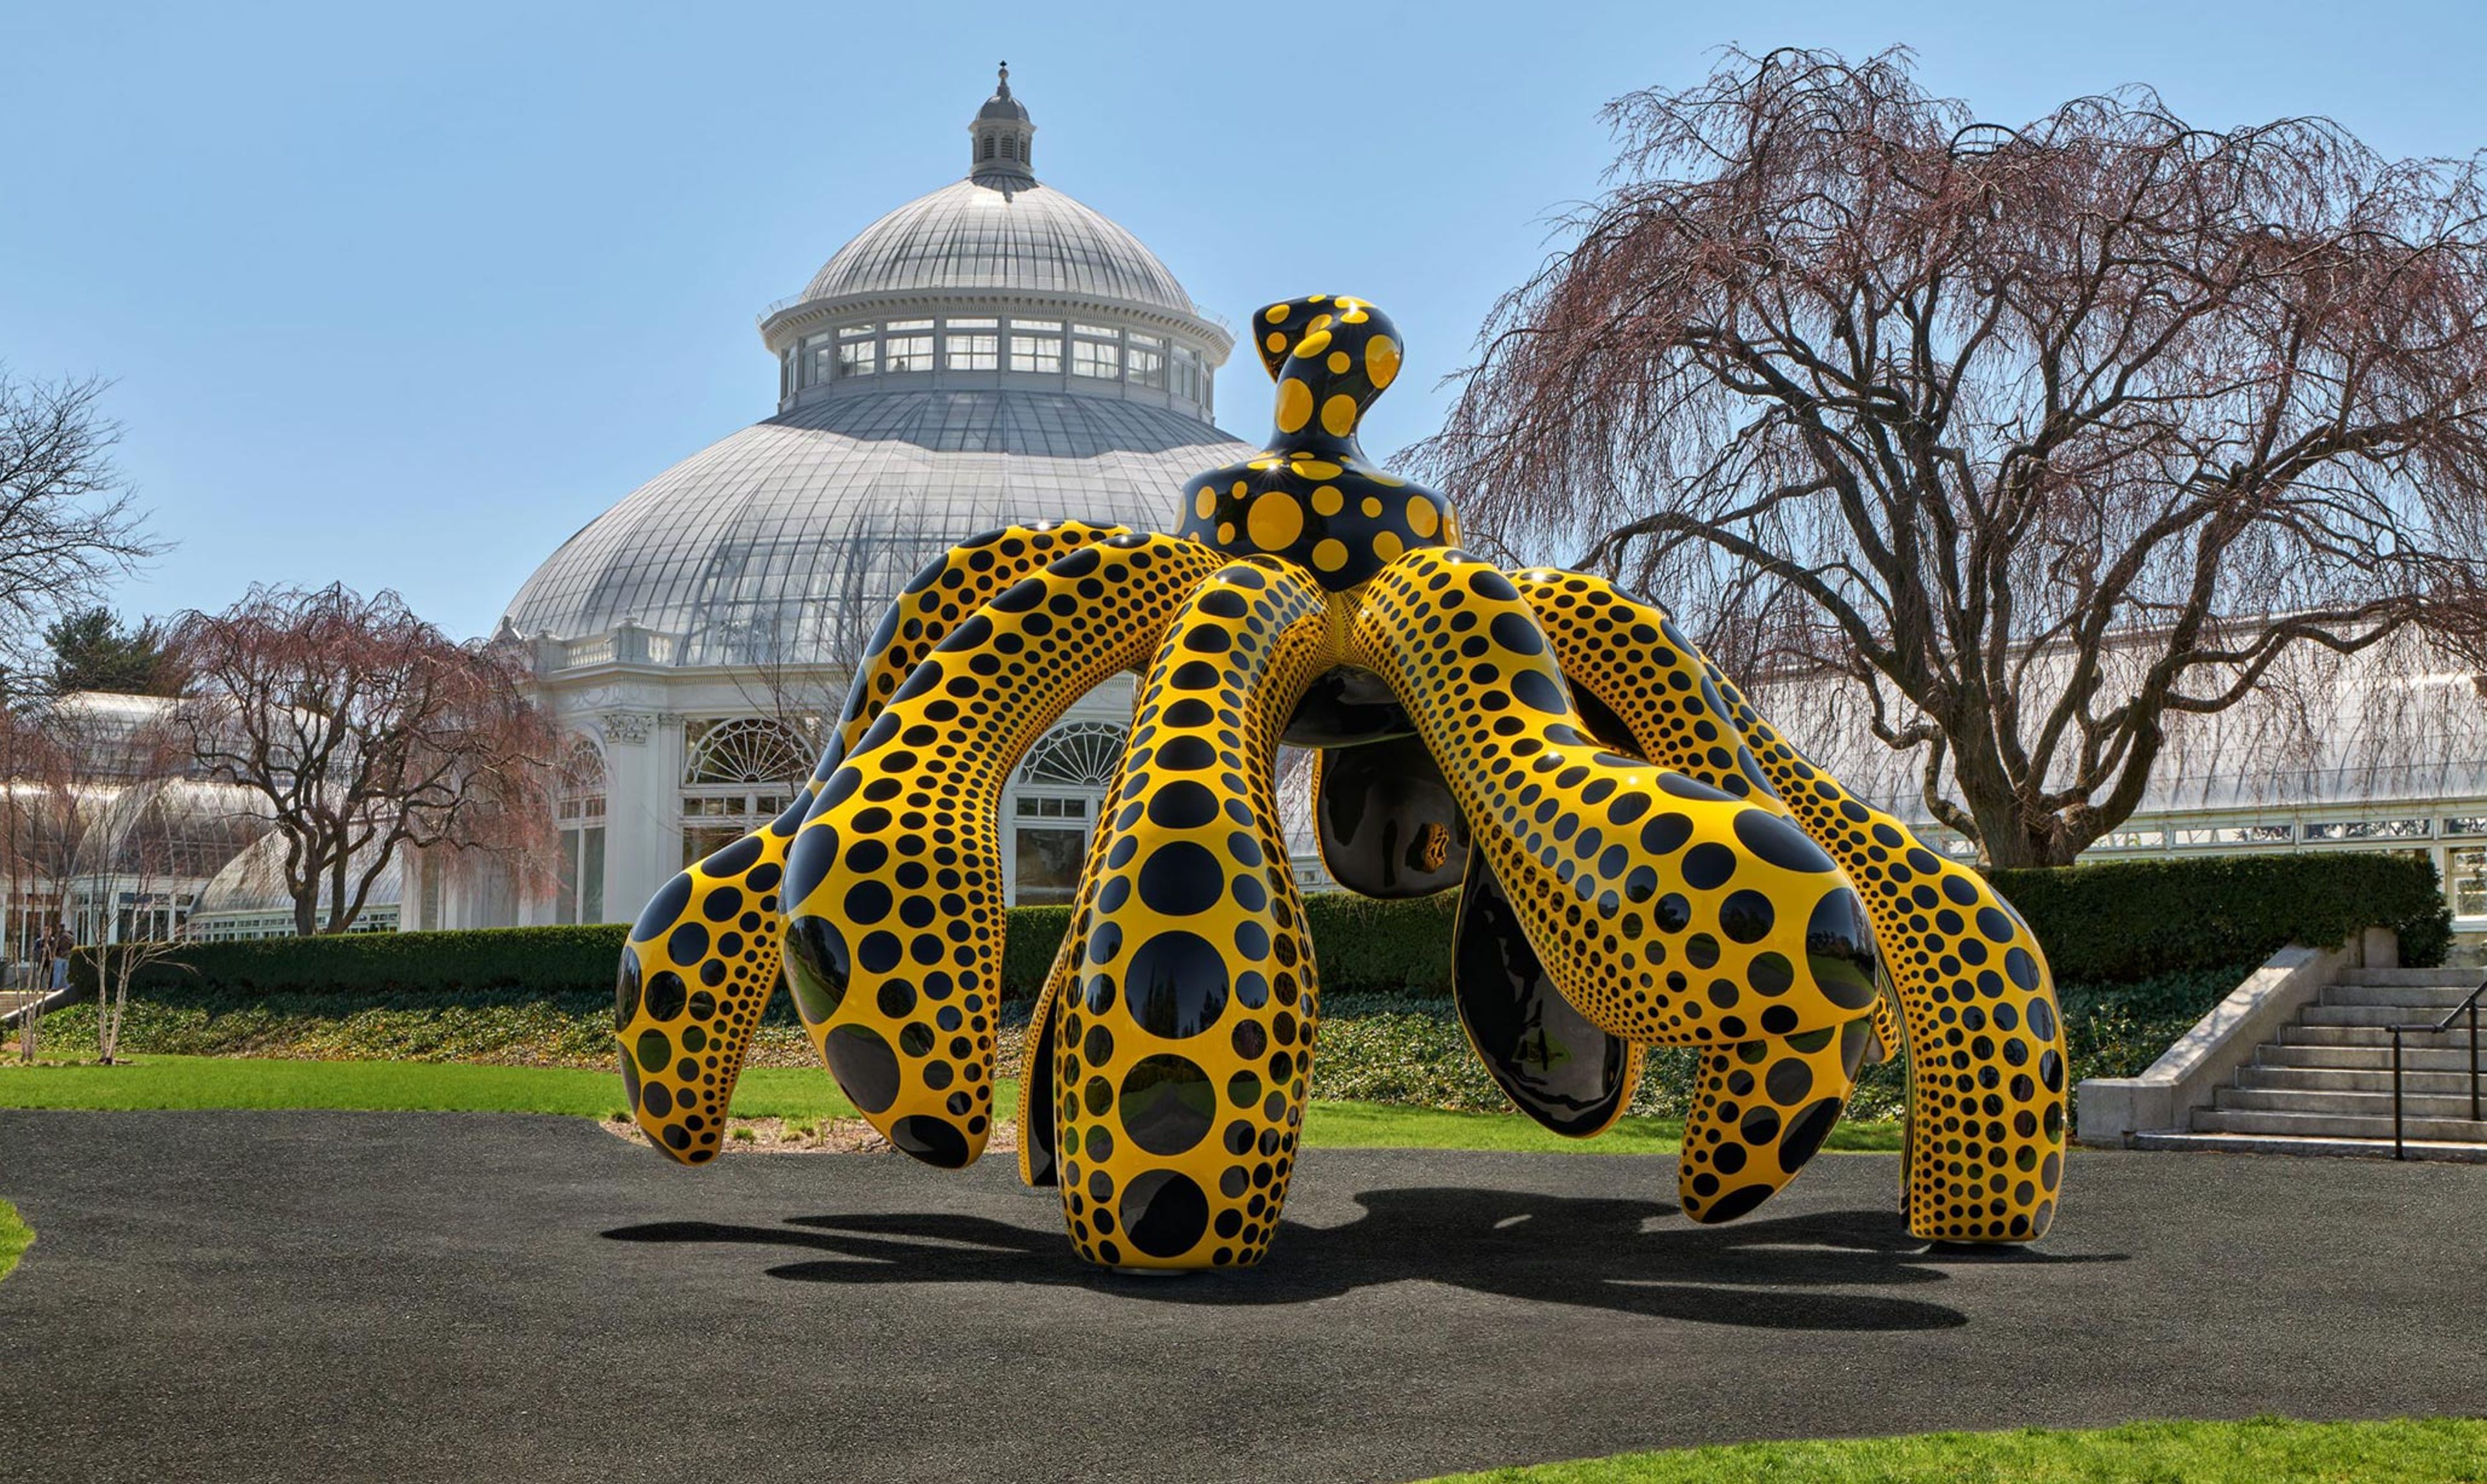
78,892 -> 1457,1004
1989,851 -> 2448,981
80,848 -> 2447,1003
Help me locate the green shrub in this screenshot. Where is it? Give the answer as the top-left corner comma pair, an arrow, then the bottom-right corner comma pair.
73,848 -> 2446,1015
76,925 -> 635,1000
1989,851 -> 2449,981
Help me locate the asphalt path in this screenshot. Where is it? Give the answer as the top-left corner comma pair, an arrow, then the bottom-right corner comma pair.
1,1110 -> 2482,1483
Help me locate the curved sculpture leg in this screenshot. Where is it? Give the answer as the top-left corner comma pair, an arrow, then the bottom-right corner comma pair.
1016,749 -> 1133,1189
1057,559 -> 1331,1269
1507,568 -> 1785,804
1346,546 -> 1879,1048
615,800 -> 805,1163
1519,561 -> 2061,1241
1310,734 -> 1470,897
1451,848 -> 1643,1136
780,534 -> 1225,1170
818,521 -> 1133,769
1704,666 -> 2067,1242
1679,1017 -> 1872,1222
616,521 -> 1135,1164
1492,569 -> 2059,1237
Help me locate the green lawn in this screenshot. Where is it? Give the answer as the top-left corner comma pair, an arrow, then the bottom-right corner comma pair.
0,1198 -> 30,1283
0,1054 -> 1902,1153
1418,1418 -> 2487,1483
1301,1099 -> 1902,1154
0,1055 -> 867,1119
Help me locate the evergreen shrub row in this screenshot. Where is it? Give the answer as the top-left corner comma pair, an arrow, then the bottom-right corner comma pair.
1987,851 -> 2449,981
83,848 -> 2446,1004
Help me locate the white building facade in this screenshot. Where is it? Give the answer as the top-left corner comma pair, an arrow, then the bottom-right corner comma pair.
469,69 -> 1256,929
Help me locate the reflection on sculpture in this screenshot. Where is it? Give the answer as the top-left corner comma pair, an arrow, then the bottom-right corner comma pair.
611,296 -> 2068,1270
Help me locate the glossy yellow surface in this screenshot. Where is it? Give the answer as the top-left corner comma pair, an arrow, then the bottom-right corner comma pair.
609,295 -> 2067,1265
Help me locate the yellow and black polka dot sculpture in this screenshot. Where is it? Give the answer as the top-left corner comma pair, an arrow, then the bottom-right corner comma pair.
613,295 -> 2069,1269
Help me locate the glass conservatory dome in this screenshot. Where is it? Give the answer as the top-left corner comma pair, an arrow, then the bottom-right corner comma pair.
501,65 -> 1252,669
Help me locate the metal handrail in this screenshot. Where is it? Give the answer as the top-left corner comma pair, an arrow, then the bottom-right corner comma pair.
2388,978 -> 2486,1160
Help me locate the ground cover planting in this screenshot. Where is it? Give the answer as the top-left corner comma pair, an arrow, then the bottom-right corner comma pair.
1416,1417 -> 2487,1483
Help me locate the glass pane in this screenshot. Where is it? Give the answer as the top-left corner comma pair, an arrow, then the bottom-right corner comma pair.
558,826 -> 580,923
946,333 -> 998,370
1014,826 -> 1087,906
583,826 -> 606,923
1010,334 -> 1062,373
683,827 -> 742,869
2451,848 -> 2487,917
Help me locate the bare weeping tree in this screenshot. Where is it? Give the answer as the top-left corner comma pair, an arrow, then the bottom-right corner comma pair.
1417,47 -> 2487,868
0,371 -> 161,679
168,585 -> 561,934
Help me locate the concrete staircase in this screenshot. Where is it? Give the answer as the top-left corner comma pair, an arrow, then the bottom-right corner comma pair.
2133,967 -> 2487,1162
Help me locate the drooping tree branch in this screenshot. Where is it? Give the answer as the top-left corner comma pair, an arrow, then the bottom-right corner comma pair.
1416,47 -> 2487,866
168,584 -> 560,934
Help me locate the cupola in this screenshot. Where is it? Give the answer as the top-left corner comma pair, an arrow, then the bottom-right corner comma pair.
970,62 -> 1036,181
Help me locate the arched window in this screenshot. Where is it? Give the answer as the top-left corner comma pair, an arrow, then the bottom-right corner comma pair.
1018,722 -> 1124,787
683,717 -> 812,787
982,136 -> 996,161
679,717 -> 815,868
557,737 -> 608,924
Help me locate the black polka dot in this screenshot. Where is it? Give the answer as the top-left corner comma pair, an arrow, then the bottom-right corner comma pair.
785,913 -> 850,1023
823,1024 -> 900,1114
701,834 -> 764,878
857,930 -> 903,974
1718,890 -> 1776,943
1120,1169 -> 1210,1259
1681,843 -> 1736,890
1119,1055 -> 1215,1155
1157,736 -> 1215,770
630,873 -> 692,943
1148,781 -> 1218,829
1765,1057 -> 1815,1106
1490,612 -> 1544,655
1777,1097 -> 1844,1174
1510,669 -> 1567,714
642,970 -> 687,1022
1659,773 -> 1735,803
665,921 -> 710,968
1804,888 -> 1879,1010
889,1116 -> 970,1169
1124,930 -> 1229,1038
1641,813 -> 1693,854
1138,843 -> 1223,916
1732,810 -> 1834,872
613,952 -> 641,1030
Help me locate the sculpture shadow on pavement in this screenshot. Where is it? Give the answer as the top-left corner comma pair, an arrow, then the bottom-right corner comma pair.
603,1182 -> 2124,1331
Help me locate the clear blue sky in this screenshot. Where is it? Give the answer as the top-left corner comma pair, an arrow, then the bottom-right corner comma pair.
7,0 -> 2485,640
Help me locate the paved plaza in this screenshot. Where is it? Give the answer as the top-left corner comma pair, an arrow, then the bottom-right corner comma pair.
2,1110 -> 2481,1483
